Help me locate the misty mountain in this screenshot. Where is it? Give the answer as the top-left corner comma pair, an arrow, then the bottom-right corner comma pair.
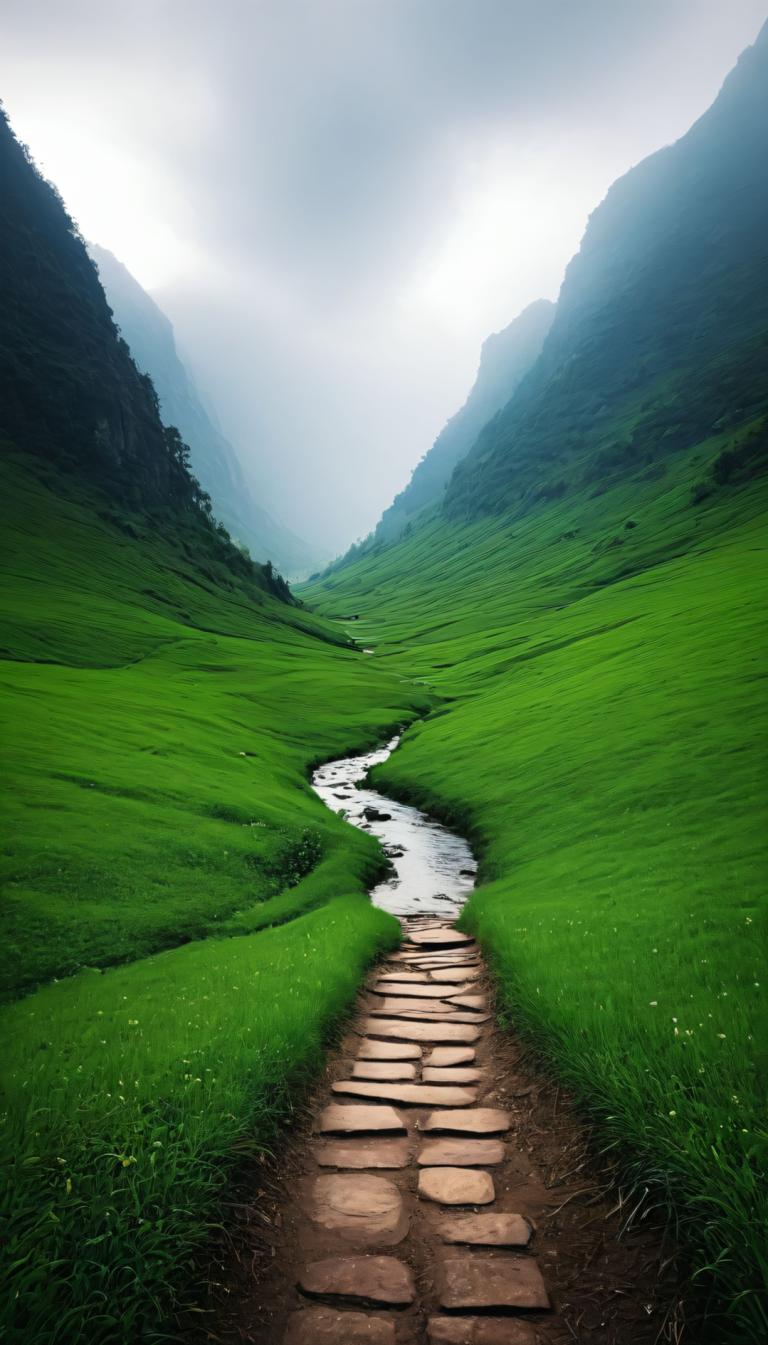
88,245 -> 323,579
0,106 -> 293,603
445,21 -> 768,518
377,299 -> 554,541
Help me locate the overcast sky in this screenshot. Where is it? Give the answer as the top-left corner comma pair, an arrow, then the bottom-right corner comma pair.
2,1 -> 765,554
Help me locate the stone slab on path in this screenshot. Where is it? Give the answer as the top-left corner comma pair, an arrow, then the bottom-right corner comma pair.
429,968 -> 481,983
369,1007 -> 491,1025
422,1066 -> 481,1085
418,1138 -> 505,1167
421,1108 -> 510,1135
436,1254 -> 550,1311
427,1317 -> 539,1344
425,1047 -> 476,1067
362,1018 -> 480,1044
371,981 -> 453,999
418,1167 -> 495,1206
406,930 -> 475,949
438,1213 -> 532,1247
310,1174 -> 408,1246
447,994 -> 488,1011
332,1080 -> 477,1108
284,1307 -> 395,1345
352,1061 -> 418,1081
298,1255 -> 416,1306
314,1139 -> 412,1169
316,1104 -> 406,1135
371,995 -> 456,1014
357,1039 -> 421,1061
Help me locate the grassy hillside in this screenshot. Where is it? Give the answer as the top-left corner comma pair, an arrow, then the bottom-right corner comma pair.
0,454 -> 426,1339
303,438 -> 768,1340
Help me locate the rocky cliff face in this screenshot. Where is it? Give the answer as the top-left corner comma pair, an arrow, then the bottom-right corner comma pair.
89,245 -> 323,577
377,299 -> 554,540
445,20 -> 768,518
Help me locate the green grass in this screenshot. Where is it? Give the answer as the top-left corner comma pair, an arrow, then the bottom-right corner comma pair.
1,895 -> 398,1343
303,435 -> 768,1341
0,455 -> 426,1338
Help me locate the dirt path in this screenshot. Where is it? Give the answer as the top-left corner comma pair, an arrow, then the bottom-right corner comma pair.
195,917 -> 683,1344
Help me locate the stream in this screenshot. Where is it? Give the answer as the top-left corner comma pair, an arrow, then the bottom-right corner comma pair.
311,734 -> 477,918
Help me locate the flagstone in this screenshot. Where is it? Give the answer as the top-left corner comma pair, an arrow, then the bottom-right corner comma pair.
418,1167 -> 495,1205
352,1060 -> 418,1081
357,1039 -> 421,1061
316,1104 -> 406,1135
310,1174 -> 408,1245
435,1254 -> 549,1310
332,1080 -> 477,1107
424,1047 -> 476,1067
284,1308 -> 395,1345
447,994 -> 488,1011
422,1067 -> 481,1085
314,1139 -> 412,1169
371,981 -> 452,999
363,1018 -> 480,1044
438,1213 -> 532,1247
420,1108 -> 510,1135
298,1255 -> 416,1306
418,1138 -> 504,1167
427,1317 -> 539,1344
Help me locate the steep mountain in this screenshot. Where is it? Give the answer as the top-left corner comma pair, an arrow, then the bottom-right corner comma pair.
88,244 -> 323,578
377,299 -> 554,540
445,20 -> 768,518
0,105 -> 297,602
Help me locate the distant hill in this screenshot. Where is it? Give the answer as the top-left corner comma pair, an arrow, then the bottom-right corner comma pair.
445,20 -> 768,518
88,245 -> 323,579
377,300 -> 554,541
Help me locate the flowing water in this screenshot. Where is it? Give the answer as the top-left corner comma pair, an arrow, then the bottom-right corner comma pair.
312,734 -> 477,918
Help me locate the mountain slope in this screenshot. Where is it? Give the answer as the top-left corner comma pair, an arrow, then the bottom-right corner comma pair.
445,21 -> 768,518
89,244 -> 322,577
301,26 -> 768,1341
377,299 -> 553,540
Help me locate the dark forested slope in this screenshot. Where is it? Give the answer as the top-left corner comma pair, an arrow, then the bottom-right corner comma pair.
89,244 -> 321,576
445,20 -> 768,518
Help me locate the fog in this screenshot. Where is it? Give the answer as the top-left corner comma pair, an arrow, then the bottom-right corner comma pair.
1,1 -> 764,553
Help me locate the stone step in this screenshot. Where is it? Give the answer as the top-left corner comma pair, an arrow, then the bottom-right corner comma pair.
427,1316 -> 539,1344
369,1006 -> 491,1025
356,1038 -> 421,1061
314,1138 -> 412,1169
406,930 -> 475,949
371,981 -> 453,999
362,1018 -> 481,1044
371,995 -> 456,1013
316,1104 -> 406,1135
418,1138 -> 504,1167
418,1167 -> 495,1206
422,1066 -> 482,1085
332,1080 -> 477,1108
429,968 -> 481,983
352,1060 -> 418,1081
435,1254 -> 550,1311
298,1255 -> 416,1307
447,994 -> 488,1012
420,1108 -> 510,1135
438,1212 -> 532,1247
284,1307 -> 395,1345
310,1174 -> 408,1245
424,1047 -> 476,1067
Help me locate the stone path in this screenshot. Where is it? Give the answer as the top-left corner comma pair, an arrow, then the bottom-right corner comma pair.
283,917 -> 552,1345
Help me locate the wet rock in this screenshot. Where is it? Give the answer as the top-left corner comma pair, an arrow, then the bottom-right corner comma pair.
418,1167 -> 495,1205
363,806 -> 392,821
427,1317 -> 538,1344
299,1255 -> 416,1306
316,1104 -> 406,1135
418,1139 -> 504,1167
352,1060 -> 418,1081
424,1047 -> 476,1067
422,1067 -> 482,1085
357,1039 -> 421,1061
332,1080 -> 477,1108
362,1018 -> 480,1044
438,1213 -> 532,1246
310,1174 -> 408,1245
420,1108 -> 510,1135
284,1307 -> 395,1344
315,1139 -> 412,1169
435,1254 -> 549,1310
